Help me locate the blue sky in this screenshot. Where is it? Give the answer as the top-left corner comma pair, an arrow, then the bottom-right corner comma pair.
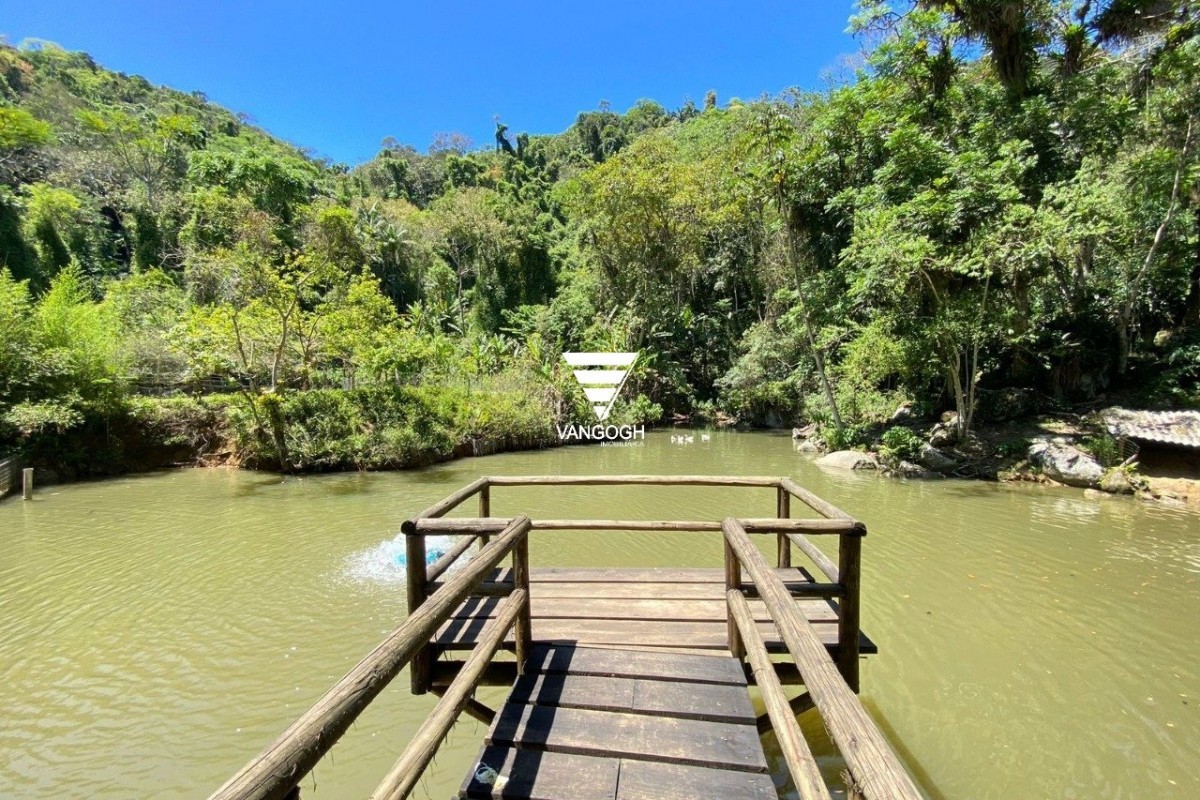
0,1 -> 862,165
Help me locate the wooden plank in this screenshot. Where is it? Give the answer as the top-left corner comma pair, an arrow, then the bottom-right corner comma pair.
525,566 -> 823,584
507,672 -> 754,725
436,575 -> 839,600
487,704 -> 768,773
434,617 -> 850,652
509,672 -> 636,714
460,745 -> 619,800
448,597 -> 839,624
630,678 -> 755,724
524,644 -> 746,686
454,565 -> 822,585
616,759 -> 778,800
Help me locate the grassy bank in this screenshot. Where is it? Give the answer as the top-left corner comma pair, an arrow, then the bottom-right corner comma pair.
14,381 -> 566,481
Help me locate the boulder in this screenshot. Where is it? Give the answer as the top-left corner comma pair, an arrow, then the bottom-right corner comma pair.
916,443 -> 956,471
940,410 -> 959,424
889,460 -> 944,479
816,450 -> 878,470
1099,468 -> 1135,495
1027,440 -> 1104,488
791,423 -> 818,440
795,439 -> 822,453
888,403 -> 914,424
929,423 -> 958,449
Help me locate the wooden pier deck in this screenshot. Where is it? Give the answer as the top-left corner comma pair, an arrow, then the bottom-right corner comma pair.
461,644 -> 777,800
433,566 -> 876,667
209,476 -> 923,800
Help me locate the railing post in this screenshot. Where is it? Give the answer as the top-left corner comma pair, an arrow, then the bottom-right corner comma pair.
406,531 -> 430,694
512,530 -> 532,673
837,526 -> 864,693
776,484 -> 791,568
724,539 -> 745,660
478,483 -> 491,546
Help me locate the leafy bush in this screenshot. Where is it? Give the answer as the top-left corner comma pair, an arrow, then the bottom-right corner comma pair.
879,426 -> 925,463
1081,433 -> 1121,468
821,422 -> 870,452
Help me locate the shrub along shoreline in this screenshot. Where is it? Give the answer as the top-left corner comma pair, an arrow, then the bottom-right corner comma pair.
15,385 -> 567,482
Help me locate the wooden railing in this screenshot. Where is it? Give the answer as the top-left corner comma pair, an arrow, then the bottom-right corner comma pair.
402,474 -> 865,692
211,474 -> 896,800
207,515 -> 532,800
723,517 -> 922,800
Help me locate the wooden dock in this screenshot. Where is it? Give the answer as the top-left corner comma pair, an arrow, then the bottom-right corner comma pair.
461,644 -> 777,800
209,476 -> 923,800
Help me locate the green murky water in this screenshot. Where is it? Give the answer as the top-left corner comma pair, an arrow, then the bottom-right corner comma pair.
2,430 -> 1198,799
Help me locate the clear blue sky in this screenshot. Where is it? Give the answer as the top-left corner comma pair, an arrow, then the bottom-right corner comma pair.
0,0 -> 862,165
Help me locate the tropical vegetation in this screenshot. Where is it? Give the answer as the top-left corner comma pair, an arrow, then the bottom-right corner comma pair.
1,1 -> 1198,476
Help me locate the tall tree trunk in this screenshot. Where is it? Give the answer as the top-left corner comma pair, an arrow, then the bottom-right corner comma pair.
1120,115 -> 1194,374
781,207 -> 843,431
1184,199 -> 1200,326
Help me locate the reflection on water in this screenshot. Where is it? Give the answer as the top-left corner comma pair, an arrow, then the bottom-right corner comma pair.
1,430 -> 1197,799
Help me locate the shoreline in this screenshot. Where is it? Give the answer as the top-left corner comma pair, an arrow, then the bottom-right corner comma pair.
7,418 -> 1198,512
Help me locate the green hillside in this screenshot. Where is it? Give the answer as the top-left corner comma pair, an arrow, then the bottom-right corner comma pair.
1,1 -> 1199,476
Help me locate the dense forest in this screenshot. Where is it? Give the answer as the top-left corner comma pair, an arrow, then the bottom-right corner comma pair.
1,0 -> 1198,476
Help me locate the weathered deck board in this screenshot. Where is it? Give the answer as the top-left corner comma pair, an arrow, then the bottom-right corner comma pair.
434,566 -> 875,657
525,642 -> 747,685
460,746 -> 620,800
460,645 -> 775,800
508,672 -> 755,724
487,565 -> 824,584
488,704 -> 767,772
436,615 -> 870,653
615,759 -> 779,800
449,596 -> 838,623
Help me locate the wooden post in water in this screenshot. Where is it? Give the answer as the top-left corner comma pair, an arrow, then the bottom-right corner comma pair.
776,485 -> 791,567
478,483 -> 491,546
837,528 -> 863,693
512,532 -> 532,673
22,468 -> 33,500
406,533 -> 430,694
724,540 -> 744,660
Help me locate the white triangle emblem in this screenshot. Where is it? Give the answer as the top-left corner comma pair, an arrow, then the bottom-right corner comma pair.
563,352 -> 638,422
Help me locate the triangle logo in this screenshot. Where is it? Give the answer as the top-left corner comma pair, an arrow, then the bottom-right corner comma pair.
562,352 -> 638,422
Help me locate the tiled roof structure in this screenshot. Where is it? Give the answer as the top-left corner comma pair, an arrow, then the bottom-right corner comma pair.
1101,407 -> 1200,449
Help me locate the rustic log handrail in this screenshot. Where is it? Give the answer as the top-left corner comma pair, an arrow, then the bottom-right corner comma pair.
722,517 -> 921,800
207,515 -> 532,800
369,589 -> 528,800
485,474 -> 783,486
728,589 -> 832,800
787,532 -> 841,583
407,476 -> 489,522
410,516 -> 859,533
426,532 -> 479,582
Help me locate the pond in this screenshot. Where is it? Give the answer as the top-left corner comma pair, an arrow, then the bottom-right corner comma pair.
1,430 -> 1197,799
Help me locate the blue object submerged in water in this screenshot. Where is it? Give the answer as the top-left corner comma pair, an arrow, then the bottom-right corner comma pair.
391,535 -> 452,567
